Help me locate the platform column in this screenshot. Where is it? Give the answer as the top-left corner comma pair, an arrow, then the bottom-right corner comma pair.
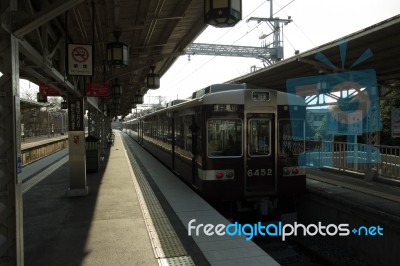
0,13 -> 24,265
87,108 -> 93,136
96,110 -> 101,138
67,97 -> 88,196
99,111 -> 106,155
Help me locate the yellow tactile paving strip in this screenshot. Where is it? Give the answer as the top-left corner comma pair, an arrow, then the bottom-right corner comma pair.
121,136 -> 195,265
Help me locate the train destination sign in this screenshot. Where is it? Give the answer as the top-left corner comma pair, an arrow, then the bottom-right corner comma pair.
68,98 -> 84,131
252,91 -> 270,101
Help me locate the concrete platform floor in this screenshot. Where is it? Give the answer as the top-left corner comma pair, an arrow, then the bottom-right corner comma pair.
23,133 -> 157,266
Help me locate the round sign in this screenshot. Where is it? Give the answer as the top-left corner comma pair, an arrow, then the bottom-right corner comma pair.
72,47 -> 89,63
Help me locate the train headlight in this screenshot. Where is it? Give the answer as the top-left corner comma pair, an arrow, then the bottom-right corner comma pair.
225,170 -> 234,178
283,167 -> 290,176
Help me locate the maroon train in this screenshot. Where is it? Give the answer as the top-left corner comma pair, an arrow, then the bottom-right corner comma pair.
123,83 -> 306,215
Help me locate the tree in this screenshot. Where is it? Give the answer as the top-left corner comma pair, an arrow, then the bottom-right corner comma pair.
314,114 -> 328,140
379,94 -> 400,146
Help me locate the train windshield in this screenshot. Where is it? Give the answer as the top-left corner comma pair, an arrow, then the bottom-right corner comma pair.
248,119 -> 271,156
278,119 -> 305,156
207,119 -> 242,157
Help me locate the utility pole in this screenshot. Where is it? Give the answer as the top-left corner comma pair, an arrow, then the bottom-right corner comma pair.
246,0 -> 292,65
186,0 -> 292,66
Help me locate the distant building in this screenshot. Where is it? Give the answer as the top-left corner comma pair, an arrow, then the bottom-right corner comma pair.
307,108 -> 329,131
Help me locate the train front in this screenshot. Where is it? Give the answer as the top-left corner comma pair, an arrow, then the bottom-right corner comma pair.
199,85 -> 306,216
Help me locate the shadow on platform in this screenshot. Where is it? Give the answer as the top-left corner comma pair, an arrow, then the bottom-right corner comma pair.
23,133 -> 157,265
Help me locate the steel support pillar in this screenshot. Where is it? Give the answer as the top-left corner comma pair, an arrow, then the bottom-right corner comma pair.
88,109 -> 93,136
0,21 -> 24,266
96,110 -> 101,138
88,108 -> 99,138
365,93 -> 381,180
99,112 -> 105,156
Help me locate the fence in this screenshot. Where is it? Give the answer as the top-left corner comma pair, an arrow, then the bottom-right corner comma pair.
22,127 -> 66,141
305,140 -> 400,182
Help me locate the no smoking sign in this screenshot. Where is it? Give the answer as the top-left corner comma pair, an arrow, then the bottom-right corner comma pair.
68,44 -> 93,76
72,46 -> 89,63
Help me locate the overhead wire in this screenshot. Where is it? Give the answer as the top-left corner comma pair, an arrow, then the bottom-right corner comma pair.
166,0 -> 313,98
273,0 -> 316,48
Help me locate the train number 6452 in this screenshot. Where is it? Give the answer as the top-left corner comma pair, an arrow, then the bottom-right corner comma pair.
247,168 -> 272,177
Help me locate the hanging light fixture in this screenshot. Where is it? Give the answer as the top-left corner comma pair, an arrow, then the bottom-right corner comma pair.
146,66 -> 160,89
106,31 -> 129,68
204,0 -> 242,28
37,93 -> 47,103
134,94 -> 144,104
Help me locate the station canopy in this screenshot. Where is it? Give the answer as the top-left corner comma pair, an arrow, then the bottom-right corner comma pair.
5,2 -> 399,114
8,0 -> 205,116
230,14 -> 400,98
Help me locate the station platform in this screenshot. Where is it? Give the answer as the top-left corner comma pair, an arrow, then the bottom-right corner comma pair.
21,133 -> 68,150
23,131 -> 278,265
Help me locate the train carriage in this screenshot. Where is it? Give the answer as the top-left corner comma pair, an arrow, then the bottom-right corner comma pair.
123,83 -> 306,215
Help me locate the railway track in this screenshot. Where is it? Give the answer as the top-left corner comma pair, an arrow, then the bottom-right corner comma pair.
254,236 -> 328,266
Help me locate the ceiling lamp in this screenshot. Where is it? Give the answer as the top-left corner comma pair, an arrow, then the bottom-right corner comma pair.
37,93 -> 47,103
146,66 -> 160,89
134,94 -> 144,104
61,101 -> 68,109
204,0 -> 242,28
106,31 -> 129,68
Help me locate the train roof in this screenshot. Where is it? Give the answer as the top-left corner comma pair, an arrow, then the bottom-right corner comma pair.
126,84 -> 305,122
277,91 -> 305,106
199,84 -> 305,106
166,99 -> 189,107
192,84 -> 246,99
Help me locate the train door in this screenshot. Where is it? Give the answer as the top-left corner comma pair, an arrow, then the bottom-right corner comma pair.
245,114 -> 276,195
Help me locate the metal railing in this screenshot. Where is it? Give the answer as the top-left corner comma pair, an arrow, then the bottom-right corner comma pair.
304,140 -> 400,182
378,145 -> 400,180
21,128 -> 66,141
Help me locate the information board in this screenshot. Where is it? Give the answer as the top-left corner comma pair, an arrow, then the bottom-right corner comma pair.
68,98 -> 84,131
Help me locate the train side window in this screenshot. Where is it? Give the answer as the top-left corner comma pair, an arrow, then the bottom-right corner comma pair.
248,119 -> 271,156
278,119 -> 305,156
207,119 -> 242,157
